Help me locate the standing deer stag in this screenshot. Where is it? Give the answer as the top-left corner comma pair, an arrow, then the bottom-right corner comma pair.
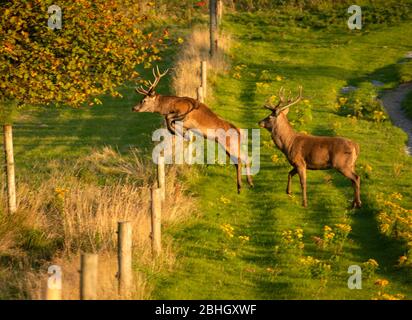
132,66 -> 254,193
259,86 -> 361,208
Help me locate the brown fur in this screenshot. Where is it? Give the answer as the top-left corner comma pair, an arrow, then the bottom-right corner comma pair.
259,110 -> 361,208
133,94 -> 254,193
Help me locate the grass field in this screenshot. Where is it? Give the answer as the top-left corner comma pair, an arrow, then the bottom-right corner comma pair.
3,10 -> 412,300
150,13 -> 412,299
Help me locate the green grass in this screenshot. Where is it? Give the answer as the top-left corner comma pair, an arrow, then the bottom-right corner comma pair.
150,13 -> 412,299
3,11 -> 412,300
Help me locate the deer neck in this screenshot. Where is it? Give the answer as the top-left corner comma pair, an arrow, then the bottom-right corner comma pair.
154,95 -> 169,115
272,116 -> 296,155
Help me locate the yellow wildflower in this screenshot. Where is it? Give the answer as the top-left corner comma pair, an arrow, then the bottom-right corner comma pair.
391,192 -> 403,201
220,196 -> 231,204
398,256 -> 408,265
367,259 -> 379,268
221,223 -> 235,238
335,223 -> 352,234
380,293 -> 404,300
324,225 -> 332,232
271,154 -> 280,163
339,97 -> 348,105
375,279 -> 389,287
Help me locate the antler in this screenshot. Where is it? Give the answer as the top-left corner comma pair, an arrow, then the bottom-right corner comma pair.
135,66 -> 169,96
265,86 -> 303,112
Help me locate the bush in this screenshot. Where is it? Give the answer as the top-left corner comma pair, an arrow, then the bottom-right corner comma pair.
337,82 -> 387,122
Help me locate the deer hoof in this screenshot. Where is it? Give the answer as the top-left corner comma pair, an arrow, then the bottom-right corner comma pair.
352,201 -> 362,209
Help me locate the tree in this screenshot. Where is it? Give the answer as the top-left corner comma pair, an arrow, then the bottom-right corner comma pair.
0,0 -> 161,214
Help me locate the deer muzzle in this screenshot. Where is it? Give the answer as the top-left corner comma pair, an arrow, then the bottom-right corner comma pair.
132,104 -> 142,112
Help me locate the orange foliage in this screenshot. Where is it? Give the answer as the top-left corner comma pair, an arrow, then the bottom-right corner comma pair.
0,0 -> 163,107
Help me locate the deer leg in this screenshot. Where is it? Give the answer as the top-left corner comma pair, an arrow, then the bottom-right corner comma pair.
297,167 -> 307,207
165,114 -> 177,135
287,168 -> 298,195
246,164 -> 254,188
220,133 -> 244,194
339,169 -> 362,209
236,162 -> 242,194
168,116 -> 190,142
240,154 -> 254,188
354,173 -> 361,208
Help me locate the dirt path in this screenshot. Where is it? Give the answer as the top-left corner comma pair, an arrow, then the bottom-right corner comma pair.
381,83 -> 412,155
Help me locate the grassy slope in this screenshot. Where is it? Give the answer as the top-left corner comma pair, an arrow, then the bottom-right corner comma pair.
3,14 -> 411,300
152,14 -> 412,299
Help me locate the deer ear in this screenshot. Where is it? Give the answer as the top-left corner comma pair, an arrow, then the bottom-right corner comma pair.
149,91 -> 156,97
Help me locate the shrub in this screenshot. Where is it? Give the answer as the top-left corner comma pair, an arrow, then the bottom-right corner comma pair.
337,82 -> 387,122
312,224 -> 352,255
280,228 -> 305,251
299,256 -> 331,280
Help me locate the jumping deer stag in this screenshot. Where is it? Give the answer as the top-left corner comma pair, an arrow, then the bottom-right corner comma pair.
258,86 -> 361,208
132,66 -> 254,193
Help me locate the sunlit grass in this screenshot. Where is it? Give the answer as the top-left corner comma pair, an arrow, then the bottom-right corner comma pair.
151,12 -> 412,300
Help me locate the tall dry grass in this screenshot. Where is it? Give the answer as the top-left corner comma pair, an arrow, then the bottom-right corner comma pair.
0,147 -> 195,299
171,27 -> 231,98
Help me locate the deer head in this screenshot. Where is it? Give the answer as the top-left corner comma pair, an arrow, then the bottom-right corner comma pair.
258,86 -> 303,131
132,66 -> 169,113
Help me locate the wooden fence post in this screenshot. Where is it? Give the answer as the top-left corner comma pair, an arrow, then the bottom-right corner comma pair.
185,131 -> 194,165
209,0 -> 218,57
80,253 -> 98,300
201,61 -> 207,99
217,0 -> 223,25
197,87 -> 204,103
118,221 -> 133,297
45,265 -> 62,300
157,154 -> 166,202
151,188 -> 162,257
3,124 -> 16,215
46,286 -> 62,300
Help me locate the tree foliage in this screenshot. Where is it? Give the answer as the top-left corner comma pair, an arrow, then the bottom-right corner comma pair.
0,0 -> 162,108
